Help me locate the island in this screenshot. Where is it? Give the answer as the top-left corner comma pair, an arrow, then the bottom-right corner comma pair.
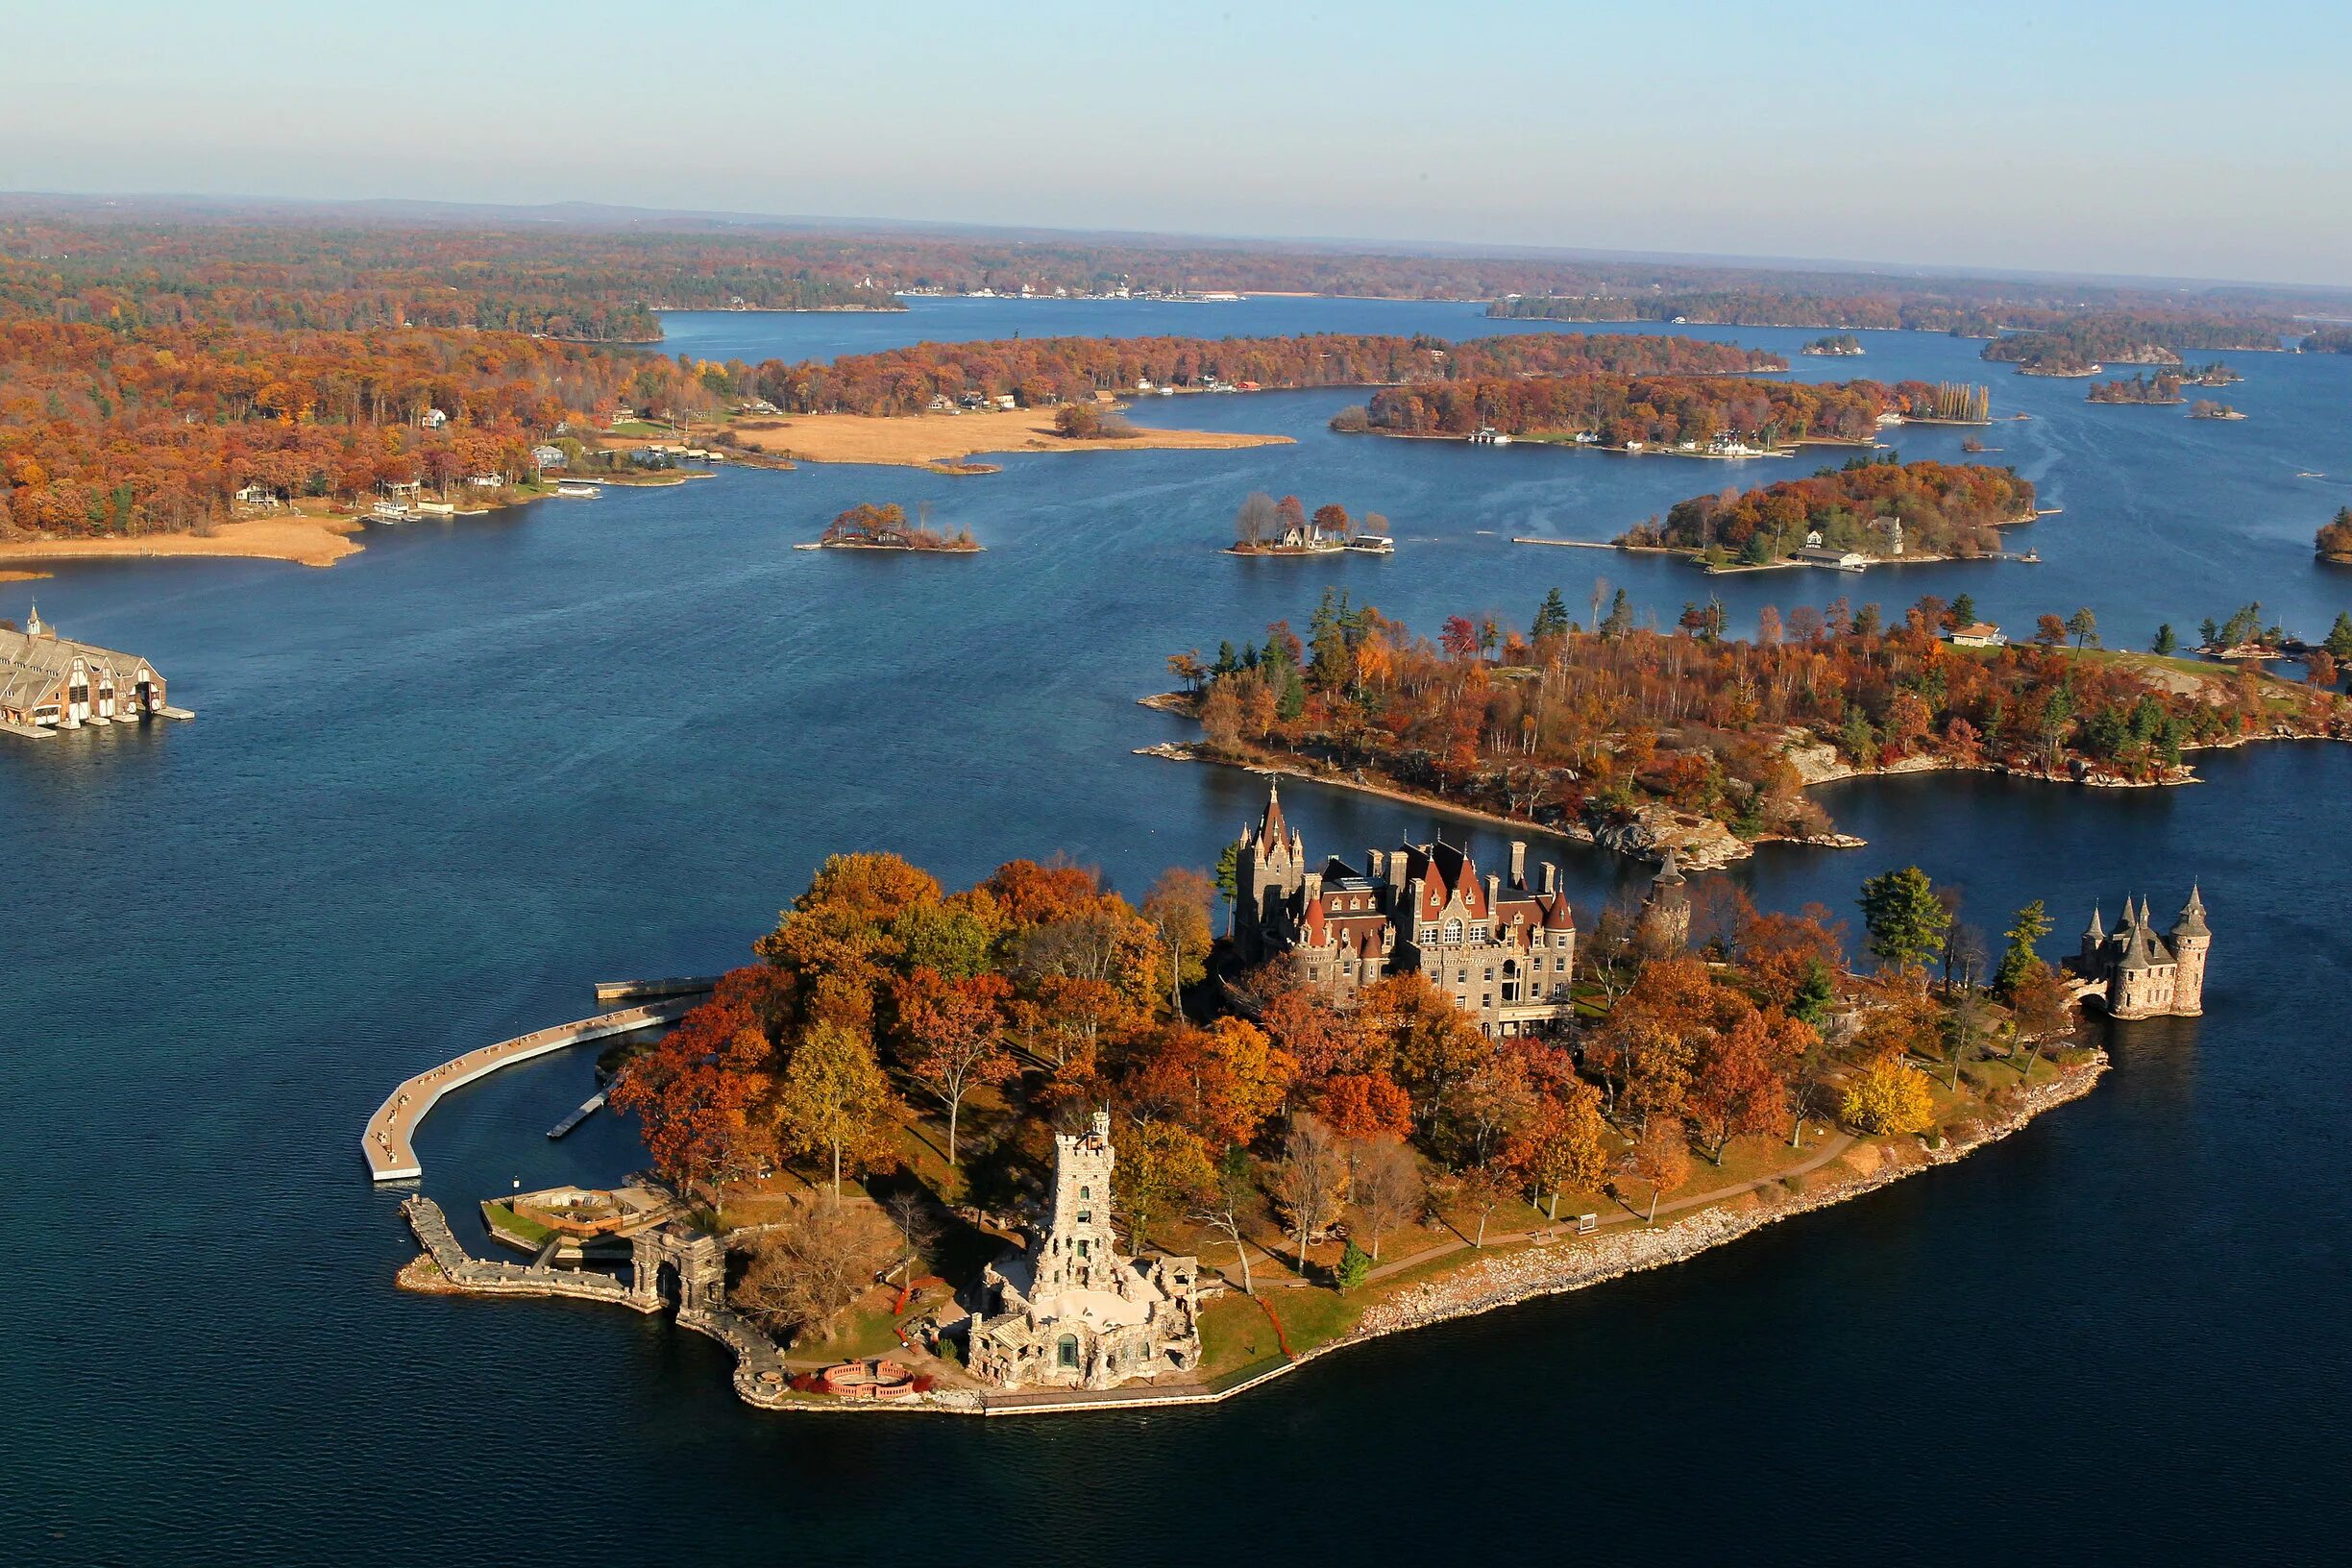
1155,586 -> 2339,870
388,838 -> 2126,1413
2316,507 -> 2352,563
1611,455 -> 2037,569
801,502 -> 980,552
1227,494 -> 1393,556
2189,400 -> 2245,421
1801,333 -> 1866,356
2087,373 -> 2187,405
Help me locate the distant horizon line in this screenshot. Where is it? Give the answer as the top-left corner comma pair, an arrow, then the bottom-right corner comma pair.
7,187 -> 2348,302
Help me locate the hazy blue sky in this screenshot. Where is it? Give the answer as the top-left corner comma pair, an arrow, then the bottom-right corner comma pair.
4,0 -> 2345,285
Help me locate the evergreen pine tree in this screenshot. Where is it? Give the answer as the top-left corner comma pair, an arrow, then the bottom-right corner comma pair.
1858,866 -> 1953,972
1995,899 -> 2053,997
2151,624 -> 2178,655
2325,612 -> 2352,661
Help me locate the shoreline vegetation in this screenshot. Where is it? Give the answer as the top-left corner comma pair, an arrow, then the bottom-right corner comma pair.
1155,587 -> 2342,872
717,403 -> 1288,473
398,829 -> 2114,1417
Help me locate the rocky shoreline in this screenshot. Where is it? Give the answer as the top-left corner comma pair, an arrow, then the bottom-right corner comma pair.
1344,1052 -> 2105,1345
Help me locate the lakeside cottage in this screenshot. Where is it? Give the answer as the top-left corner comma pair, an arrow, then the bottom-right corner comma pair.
1234,782 -> 1577,1036
0,605 -> 183,736
1947,622 -> 2007,648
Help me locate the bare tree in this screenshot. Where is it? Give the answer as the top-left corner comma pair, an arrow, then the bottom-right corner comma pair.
1456,1161 -> 1513,1247
732,1191 -> 899,1346
1188,1147 -> 1262,1296
1235,491 -> 1279,546
1349,1138 -> 1424,1262
1270,1114 -> 1347,1278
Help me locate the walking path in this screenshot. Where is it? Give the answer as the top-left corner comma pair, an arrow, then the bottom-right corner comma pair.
362,989 -> 711,1181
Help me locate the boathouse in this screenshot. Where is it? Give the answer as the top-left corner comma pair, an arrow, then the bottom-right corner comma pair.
0,605 -> 182,737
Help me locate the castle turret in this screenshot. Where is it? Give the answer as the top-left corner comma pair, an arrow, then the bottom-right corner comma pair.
2169,884 -> 2210,1016
1235,781 -> 1305,959
2081,904 -> 2106,968
1034,1111 -> 1121,1297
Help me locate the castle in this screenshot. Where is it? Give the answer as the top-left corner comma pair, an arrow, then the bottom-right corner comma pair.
966,1112 -> 1201,1390
0,603 -> 182,738
1232,781 -> 1578,1036
2069,888 -> 2211,1018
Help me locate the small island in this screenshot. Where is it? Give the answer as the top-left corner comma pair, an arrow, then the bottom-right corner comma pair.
802,502 -> 981,553
1612,454 -> 2036,571
2188,400 -> 2245,421
2087,373 -> 2186,405
2315,507 -> 2352,562
1227,493 -> 1394,556
1801,332 -> 1866,356
2182,361 -> 2243,386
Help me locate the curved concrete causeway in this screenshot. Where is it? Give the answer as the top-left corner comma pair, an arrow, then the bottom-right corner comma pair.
363,992 -> 708,1181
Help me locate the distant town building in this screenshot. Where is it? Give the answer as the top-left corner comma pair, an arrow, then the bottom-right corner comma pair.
2068,890 -> 2210,1018
1234,782 -> 1577,1035
967,1112 -> 1201,1390
0,605 -> 179,734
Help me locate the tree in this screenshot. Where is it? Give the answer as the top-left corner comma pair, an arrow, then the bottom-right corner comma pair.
2151,623 -> 2178,656
1334,1240 -> 1371,1292
1270,1114 -> 1347,1276
893,968 -> 1014,1165
1840,1051 -> 1935,1136
1622,1116 -> 1691,1223
1213,841 -> 1240,933
1858,866 -> 1952,973
1054,402 -> 1102,438
606,995 -> 775,1211
1455,1162 -> 1514,1248
1349,1137 -> 1424,1261
733,1190 -> 900,1344
2068,606 -> 2099,649
1686,1013 -> 1788,1164
1189,1146 -> 1262,1295
2306,649 -> 2339,689
1504,1080 -> 1607,1218
1532,587 -> 1572,641
1140,867 -> 1215,1007
2325,611 -> 2352,662
2034,614 -> 2068,648
773,1020 -> 901,1193
2007,961 -> 2076,1081
1994,899 -> 2052,998
1115,1120 -> 1215,1247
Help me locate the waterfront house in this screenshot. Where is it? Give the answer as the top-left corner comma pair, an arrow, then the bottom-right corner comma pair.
1947,622 -> 2006,648
1793,545 -> 1869,571
0,605 -> 180,735
232,483 -> 284,511
531,445 -> 567,470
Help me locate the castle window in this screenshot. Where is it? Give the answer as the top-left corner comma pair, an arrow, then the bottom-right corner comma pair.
1481,993 -> 1492,1008
1483,967 -> 1494,982
1443,918 -> 1462,943
1077,1239 -> 1090,1259
1419,924 -> 1437,944
1080,1186 -> 1090,1199
1555,956 -> 1569,971
1457,968 -> 1468,985
1078,1211 -> 1091,1224
1058,1335 -> 1080,1370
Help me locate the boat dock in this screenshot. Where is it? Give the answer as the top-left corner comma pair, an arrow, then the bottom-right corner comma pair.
592,974 -> 723,1004
362,981 -> 716,1181
548,1091 -> 607,1139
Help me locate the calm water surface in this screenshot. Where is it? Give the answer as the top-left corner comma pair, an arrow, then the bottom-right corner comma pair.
2,299 -> 2347,1563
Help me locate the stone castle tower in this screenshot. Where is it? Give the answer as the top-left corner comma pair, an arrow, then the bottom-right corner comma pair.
2072,887 -> 2209,1019
1032,1111 -> 1122,1296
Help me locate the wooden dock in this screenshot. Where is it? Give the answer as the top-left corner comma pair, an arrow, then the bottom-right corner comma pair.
592,974 -> 723,1004
362,992 -> 710,1181
547,1091 -> 607,1139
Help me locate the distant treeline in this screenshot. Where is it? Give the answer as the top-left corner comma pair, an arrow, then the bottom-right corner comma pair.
1353,373 -> 1925,447
1622,455 -> 2036,562
749,331 -> 1780,416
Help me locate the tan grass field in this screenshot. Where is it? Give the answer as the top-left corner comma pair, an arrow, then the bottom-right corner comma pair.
0,512 -> 366,570
713,406 -> 1291,471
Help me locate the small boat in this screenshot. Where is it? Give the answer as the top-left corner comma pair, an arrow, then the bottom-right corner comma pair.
1345,535 -> 1395,554
554,482 -> 602,499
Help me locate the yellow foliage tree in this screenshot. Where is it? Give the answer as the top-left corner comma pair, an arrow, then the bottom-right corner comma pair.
1841,1051 -> 1936,1137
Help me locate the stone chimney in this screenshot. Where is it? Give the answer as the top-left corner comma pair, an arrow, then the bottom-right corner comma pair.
1367,848 -> 1386,881
1508,841 -> 1528,887
1389,848 -> 1410,891
1303,870 -> 1324,905
1541,862 -> 1557,895
1484,873 -> 1500,913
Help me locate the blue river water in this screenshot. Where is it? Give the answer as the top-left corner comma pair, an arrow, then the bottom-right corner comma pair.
2,298 -> 2347,1562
